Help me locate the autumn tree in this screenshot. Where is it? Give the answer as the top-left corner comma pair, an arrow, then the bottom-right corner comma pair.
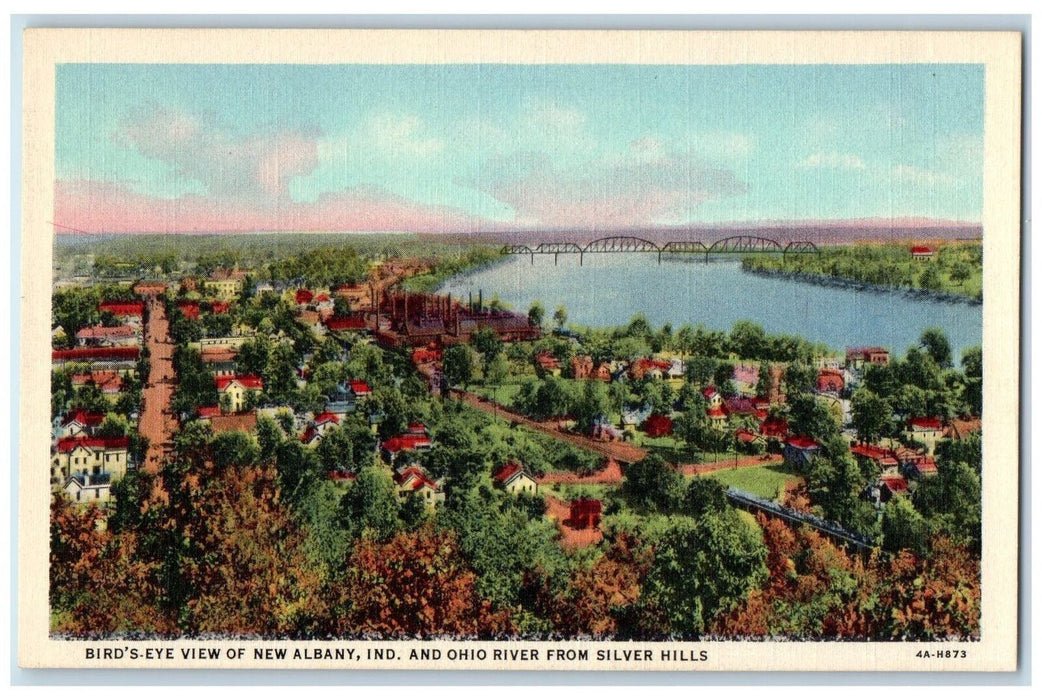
330,525 -> 514,638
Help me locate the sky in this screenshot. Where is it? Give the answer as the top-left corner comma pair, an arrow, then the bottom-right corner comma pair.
54,63 -> 985,234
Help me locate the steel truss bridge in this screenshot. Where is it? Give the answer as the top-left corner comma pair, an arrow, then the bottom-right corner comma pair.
726,487 -> 874,552
501,235 -> 820,264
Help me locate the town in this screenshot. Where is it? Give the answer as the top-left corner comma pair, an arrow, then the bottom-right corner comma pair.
49,243 -> 983,641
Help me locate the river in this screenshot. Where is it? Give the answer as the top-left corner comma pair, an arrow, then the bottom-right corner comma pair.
436,256 -> 982,359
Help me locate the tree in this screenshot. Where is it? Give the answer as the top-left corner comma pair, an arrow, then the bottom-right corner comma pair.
730,320 -> 767,359
644,510 -> 767,637
331,525 -> 513,638
573,380 -> 611,433
881,496 -> 930,556
553,305 -> 568,328
850,388 -> 893,443
442,345 -> 474,389
685,357 -> 716,387
338,465 -> 401,541
755,363 -> 772,399
621,454 -> 683,513
210,431 -> 261,470
471,326 -> 503,366
527,302 -> 545,328
684,478 -> 729,518
784,363 -> 817,394
919,327 -> 953,368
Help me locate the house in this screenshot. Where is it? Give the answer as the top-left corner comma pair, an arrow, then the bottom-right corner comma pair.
215,374 -> 264,413
569,498 -> 602,529
783,436 -> 821,468
71,370 -> 124,396
200,346 -> 238,377
98,301 -> 144,326
492,462 -> 539,495
907,416 -> 944,454
896,448 -> 939,479
197,406 -> 222,421
52,436 -> 129,488
53,346 -> 141,370
879,475 -> 910,501
850,443 -> 900,475
314,293 -> 335,313
535,351 -> 561,376
394,465 -> 445,507
724,396 -> 758,418
381,433 -> 433,464
411,345 -> 442,365
759,416 -> 789,441
642,413 -> 673,437
629,358 -> 671,381
296,309 -> 325,334
945,416 -> 982,441
406,421 -> 429,435
816,367 -> 845,393
210,301 -> 231,315
702,385 -> 723,408
294,288 -> 314,306
621,404 -> 652,428
62,471 -> 113,503
60,409 -> 105,438
75,325 -> 138,347
735,428 -> 766,448
732,364 -> 760,395
707,405 -> 728,428
846,346 -> 891,369
910,245 -> 936,260
347,379 -> 372,400
571,355 -> 594,379
326,383 -> 357,417
207,268 -> 247,301
590,420 -> 623,442
301,412 -> 341,446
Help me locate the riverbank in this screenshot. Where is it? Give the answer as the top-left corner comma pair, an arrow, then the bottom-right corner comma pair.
742,267 -> 982,306
400,246 -> 507,292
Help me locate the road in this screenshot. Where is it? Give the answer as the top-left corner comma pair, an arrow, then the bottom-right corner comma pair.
138,295 -> 179,475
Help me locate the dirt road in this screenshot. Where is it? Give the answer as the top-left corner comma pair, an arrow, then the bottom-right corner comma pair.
138,295 -> 179,475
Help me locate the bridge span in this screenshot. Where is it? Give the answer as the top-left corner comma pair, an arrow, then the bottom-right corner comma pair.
501,235 -> 820,264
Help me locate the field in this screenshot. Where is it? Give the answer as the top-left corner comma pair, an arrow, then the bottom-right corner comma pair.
700,463 -> 803,500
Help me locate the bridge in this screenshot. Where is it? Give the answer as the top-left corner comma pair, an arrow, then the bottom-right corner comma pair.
501,235 -> 819,264
725,487 -> 874,552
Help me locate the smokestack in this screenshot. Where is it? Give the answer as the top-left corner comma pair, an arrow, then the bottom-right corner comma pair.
478,289 -> 483,312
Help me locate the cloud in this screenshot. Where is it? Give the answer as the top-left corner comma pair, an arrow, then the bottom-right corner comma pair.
689,131 -> 755,160
467,138 -> 748,229
118,105 -> 319,201
797,152 -> 867,170
54,179 -> 491,234
891,164 -> 955,187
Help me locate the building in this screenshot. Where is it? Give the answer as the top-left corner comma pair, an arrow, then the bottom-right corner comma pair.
62,471 -> 113,503
347,379 -> 372,400
816,367 -> 845,393
59,409 -> 105,438
177,301 -> 201,321
70,370 -> 125,396
846,347 -> 891,369
52,436 -> 129,489
301,412 -> 340,446
906,416 -> 944,454
910,245 -> 936,260
215,374 -> 264,413
492,462 -> 539,495
75,325 -> 139,347
98,301 -> 144,326
702,385 -> 723,408
707,405 -> 728,428
535,351 -> 561,376
381,433 -> 433,464
209,412 -> 258,435
569,498 -> 602,529
783,436 -> 821,468
207,269 -> 247,301
394,465 -> 444,508
850,443 -> 900,475
200,346 -> 238,377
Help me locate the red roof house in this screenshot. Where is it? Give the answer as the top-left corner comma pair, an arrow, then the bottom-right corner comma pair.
910,246 -> 936,259
215,374 -> 264,391
817,368 -> 845,393
295,289 -> 314,305
98,301 -> 144,317
348,379 -> 372,397
325,316 -> 367,332
177,301 -> 200,320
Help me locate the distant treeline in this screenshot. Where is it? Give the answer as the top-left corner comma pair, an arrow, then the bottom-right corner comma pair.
742,243 -> 983,301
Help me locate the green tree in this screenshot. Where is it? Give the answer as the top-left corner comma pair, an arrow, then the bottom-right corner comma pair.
685,357 -> 717,387
919,327 -> 953,368
339,465 -> 401,541
881,496 -> 930,556
850,388 -> 893,443
471,326 -> 504,366
442,345 -> 474,389
553,305 -> 568,328
527,302 -> 545,328
621,454 -> 683,513
644,510 -> 767,637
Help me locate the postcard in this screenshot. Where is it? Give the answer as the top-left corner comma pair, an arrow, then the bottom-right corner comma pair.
18,28 -> 1021,672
